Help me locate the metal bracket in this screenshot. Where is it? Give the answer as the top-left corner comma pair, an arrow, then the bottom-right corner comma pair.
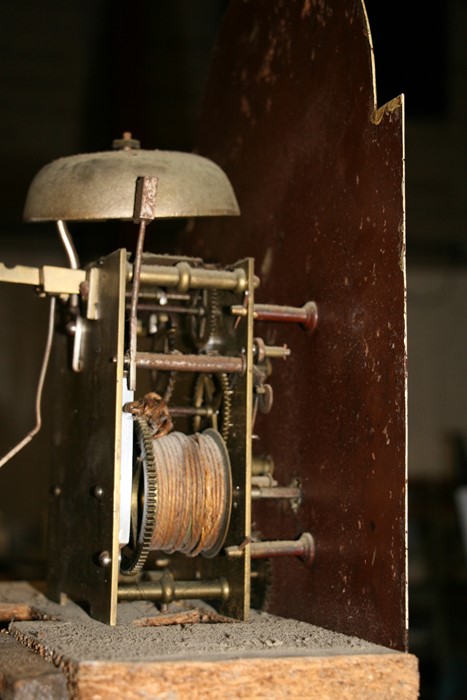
0,262 -> 85,295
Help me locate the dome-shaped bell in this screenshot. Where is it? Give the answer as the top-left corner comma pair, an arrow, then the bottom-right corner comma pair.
23,139 -> 240,222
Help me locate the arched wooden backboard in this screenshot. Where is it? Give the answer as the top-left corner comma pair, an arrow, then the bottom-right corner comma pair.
184,0 -> 407,650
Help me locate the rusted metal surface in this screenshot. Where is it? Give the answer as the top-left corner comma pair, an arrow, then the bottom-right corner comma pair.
227,533 -> 315,566
187,0 -> 407,649
132,608 -> 237,626
134,175 -> 158,222
147,430 -> 231,557
135,351 -> 245,374
129,177 -> 159,390
232,301 -> 318,332
123,392 -> 173,438
168,406 -> 214,418
254,302 -> 318,332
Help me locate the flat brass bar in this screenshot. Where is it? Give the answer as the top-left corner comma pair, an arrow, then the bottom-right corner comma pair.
135,352 -> 245,374
0,263 -> 40,286
226,532 -> 315,567
41,267 -> 86,295
0,262 -> 85,295
118,576 -> 230,603
240,258 -> 254,615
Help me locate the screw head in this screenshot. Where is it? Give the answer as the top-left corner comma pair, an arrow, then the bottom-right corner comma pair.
302,301 -> 318,334
97,551 -> 111,568
91,485 -> 104,499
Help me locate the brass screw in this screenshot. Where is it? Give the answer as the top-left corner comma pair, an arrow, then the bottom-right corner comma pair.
91,485 -> 104,499
97,551 -> 111,568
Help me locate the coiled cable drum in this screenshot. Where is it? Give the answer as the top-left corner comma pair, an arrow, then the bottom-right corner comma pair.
149,429 -> 232,558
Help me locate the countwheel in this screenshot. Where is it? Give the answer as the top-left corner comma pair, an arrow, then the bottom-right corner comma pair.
120,417 -> 157,576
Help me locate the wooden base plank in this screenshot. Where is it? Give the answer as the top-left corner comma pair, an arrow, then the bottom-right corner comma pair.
0,635 -> 67,700
0,582 -> 419,699
75,654 -> 419,700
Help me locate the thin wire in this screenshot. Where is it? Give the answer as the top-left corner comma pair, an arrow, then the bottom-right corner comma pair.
0,296 -> 56,469
56,220 -> 80,309
56,220 -> 79,269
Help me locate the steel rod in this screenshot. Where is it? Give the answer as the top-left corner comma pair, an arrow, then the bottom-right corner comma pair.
169,406 -> 214,417
127,303 -> 203,315
125,291 -> 191,301
135,352 -> 245,374
251,486 -> 302,500
263,344 -> 291,359
231,301 -> 318,333
226,532 -> 315,567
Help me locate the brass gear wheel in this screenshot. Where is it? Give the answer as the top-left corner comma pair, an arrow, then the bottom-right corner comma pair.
192,372 -> 232,443
190,288 -> 220,350
120,417 -> 157,576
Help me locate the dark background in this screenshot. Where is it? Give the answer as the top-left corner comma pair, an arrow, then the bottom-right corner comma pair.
0,2 -> 465,697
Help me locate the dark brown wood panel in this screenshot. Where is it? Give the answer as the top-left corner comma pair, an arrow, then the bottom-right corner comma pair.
186,0 -> 407,649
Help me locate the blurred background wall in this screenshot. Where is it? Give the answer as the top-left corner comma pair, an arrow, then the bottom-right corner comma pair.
0,1 -> 465,697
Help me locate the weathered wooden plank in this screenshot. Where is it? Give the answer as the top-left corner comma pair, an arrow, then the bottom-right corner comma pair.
74,654 -> 418,700
0,604 -> 33,623
0,581 -> 418,699
0,635 -> 67,700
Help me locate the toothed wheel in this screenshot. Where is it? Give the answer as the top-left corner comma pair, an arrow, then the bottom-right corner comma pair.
120,417 -> 157,576
192,372 -> 232,443
190,288 -> 220,349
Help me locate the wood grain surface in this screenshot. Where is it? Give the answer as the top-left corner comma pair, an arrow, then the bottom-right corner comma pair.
186,0 -> 407,650
73,654 -> 418,700
0,635 -> 67,700
0,582 -> 418,699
